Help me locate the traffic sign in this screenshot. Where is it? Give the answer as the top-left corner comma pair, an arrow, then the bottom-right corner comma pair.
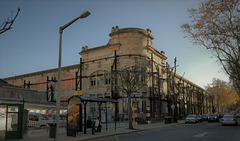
74,90 -> 83,96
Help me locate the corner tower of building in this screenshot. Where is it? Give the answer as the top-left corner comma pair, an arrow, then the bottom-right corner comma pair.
80,26 -> 166,63
107,26 -> 154,55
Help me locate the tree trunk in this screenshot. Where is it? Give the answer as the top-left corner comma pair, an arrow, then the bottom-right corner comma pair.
127,93 -> 133,129
174,96 -> 178,123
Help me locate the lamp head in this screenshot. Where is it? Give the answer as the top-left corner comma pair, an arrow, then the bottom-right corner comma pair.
80,11 -> 91,18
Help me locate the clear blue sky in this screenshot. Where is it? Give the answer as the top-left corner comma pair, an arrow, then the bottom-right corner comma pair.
0,0 -> 229,88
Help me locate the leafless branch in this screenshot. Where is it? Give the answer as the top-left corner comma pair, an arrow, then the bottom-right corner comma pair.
0,7 -> 20,34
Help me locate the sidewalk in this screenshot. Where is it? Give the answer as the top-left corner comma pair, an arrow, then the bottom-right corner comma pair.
14,120 -> 185,141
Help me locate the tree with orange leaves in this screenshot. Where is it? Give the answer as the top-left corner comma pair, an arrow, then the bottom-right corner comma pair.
181,0 -> 240,94
206,78 -> 239,112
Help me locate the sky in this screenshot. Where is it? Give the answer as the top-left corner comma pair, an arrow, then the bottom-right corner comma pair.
0,0 -> 229,88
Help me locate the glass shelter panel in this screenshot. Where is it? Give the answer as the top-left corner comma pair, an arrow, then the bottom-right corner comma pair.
7,113 -> 18,131
0,105 -> 7,140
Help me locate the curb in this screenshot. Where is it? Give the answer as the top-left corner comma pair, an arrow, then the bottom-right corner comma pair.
77,121 -> 184,141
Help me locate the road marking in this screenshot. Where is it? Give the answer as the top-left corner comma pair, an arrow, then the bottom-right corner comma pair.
114,135 -> 120,140
193,132 -> 211,138
137,132 -> 144,135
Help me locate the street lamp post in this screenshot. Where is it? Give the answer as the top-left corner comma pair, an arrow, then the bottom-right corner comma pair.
55,10 -> 90,141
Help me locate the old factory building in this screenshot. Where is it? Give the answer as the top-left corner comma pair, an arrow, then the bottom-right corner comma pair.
4,26 -> 214,121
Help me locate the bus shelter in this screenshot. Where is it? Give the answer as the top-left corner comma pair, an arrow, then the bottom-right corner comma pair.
67,95 -> 118,136
0,98 -> 66,140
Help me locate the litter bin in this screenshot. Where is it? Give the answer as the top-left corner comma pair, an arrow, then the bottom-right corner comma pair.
165,116 -> 172,124
49,124 -> 56,138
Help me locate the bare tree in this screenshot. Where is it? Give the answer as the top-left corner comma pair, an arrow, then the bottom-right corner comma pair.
166,57 -> 180,122
181,0 -> 240,94
196,91 -> 204,115
0,7 -> 20,34
120,66 -> 148,129
113,60 -> 149,129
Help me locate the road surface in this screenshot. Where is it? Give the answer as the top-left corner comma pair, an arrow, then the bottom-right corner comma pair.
89,121 -> 240,141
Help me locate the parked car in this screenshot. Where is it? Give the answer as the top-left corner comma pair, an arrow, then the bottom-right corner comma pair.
202,114 -> 208,121
208,114 -> 219,122
52,114 -> 67,125
185,115 -> 198,123
59,114 -> 67,122
215,113 -> 224,119
221,115 -> 237,126
218,113 -> 224,118
197,115 -> 203,122
28,112 -> 54,127
235,113 -> 240,125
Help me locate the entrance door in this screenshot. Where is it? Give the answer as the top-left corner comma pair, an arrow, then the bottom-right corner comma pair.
1,104 -> 23,140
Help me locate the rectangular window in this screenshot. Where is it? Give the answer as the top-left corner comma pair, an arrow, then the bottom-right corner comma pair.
105,78 -> 111,85
97,79 -> 103,86
91,79 -> 96,86
105,78 -> 108,85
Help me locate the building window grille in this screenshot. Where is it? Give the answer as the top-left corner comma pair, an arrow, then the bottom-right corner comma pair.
91,78 -> 96,86
105,78 -> 111,85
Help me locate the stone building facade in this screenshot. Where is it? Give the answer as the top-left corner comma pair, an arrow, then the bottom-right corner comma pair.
4,26 -> 214,121
79,26 -> 213,119
79,26 -> 168,119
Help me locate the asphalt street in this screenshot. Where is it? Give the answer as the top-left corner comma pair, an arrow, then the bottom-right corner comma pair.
89,121 -> 240,141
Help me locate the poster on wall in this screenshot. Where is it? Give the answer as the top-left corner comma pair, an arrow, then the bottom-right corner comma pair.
67,104 -> 80,130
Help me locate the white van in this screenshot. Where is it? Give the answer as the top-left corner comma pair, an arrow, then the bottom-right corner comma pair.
28,112 -> 54,127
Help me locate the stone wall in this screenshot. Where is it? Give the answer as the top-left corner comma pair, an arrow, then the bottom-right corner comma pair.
0,86 -> 46,101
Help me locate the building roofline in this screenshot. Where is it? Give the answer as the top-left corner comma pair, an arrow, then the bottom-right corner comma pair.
174,72 -> 207,92
3,64 -> 79,80
79,43 -> 121,55
109,27 -> 154,39
147,46 -> 167,60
